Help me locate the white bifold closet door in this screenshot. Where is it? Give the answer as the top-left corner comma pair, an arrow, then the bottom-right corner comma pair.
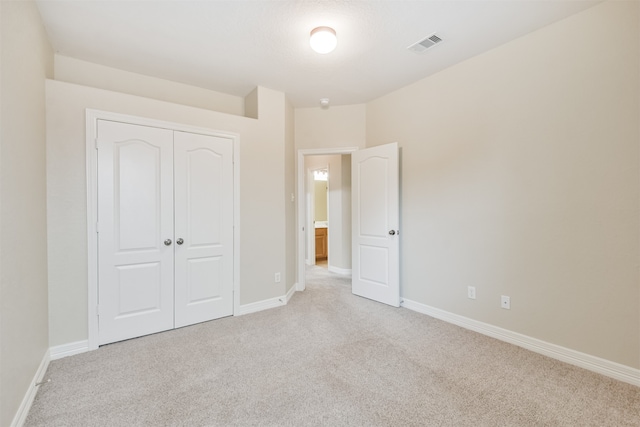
97,120 -> 233,345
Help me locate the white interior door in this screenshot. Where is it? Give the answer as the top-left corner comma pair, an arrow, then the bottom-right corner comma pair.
97,120 -> 175,345
173,131 -> 234,328
351,142 -> 399,307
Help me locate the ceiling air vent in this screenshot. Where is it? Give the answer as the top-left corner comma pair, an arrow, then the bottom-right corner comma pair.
408,33 -> 442,54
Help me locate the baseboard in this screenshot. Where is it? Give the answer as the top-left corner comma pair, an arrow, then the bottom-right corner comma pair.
401,298 -> 640,388
50,340 -> 89,360
11,349 -> 50,427
236,295 -> 286,316
328,266 -> 352,275
285,283 -> 297,303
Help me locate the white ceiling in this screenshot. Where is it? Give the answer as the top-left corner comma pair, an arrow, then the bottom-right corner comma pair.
36,0 -> 601,108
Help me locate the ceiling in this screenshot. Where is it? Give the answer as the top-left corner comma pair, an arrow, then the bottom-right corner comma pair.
35,0 -> 601,108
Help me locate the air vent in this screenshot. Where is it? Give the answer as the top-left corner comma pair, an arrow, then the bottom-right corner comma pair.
408,33 -> 443,53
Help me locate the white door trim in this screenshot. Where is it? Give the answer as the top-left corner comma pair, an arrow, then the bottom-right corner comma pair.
86,109 -> 241,351
296,147 -> 358,292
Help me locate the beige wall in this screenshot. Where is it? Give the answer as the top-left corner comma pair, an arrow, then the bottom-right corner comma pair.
295,104 -> 366,150
46,82 -> 288,346
284,98 -> 296,292
0,1 -> 53,425
367,1 -> 639,368
55,55 -> 245,116
314,180 -> 328,222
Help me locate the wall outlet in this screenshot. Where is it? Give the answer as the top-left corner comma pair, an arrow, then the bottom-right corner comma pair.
275,272 -> 281,283
501,295 -> 510,309
467,286 -> 476,300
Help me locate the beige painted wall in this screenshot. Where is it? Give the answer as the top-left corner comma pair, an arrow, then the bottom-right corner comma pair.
54,55 -> 245,116
314,180 -> 328,222
295,104 -> 366,150
367,1 -> 639,368
46,82 -> 287,347
284,98 -> 296,293
0,1 -> 53,425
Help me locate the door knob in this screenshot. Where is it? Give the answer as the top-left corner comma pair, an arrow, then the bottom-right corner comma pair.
164,239 -> 172,246
388,230 -> 396,235
176,238 -> 184,245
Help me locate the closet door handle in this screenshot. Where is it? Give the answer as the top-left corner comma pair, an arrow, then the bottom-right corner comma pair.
164,239 -> 172,246
176,238 -> 184,245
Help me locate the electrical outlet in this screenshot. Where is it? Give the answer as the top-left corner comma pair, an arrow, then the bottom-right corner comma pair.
467,286 -> 476,300
275,272 -> 281,283
501,295 -> 510,309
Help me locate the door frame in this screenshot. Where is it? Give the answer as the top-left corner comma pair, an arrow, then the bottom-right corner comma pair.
296,147 -> 358,292
85,109 -> 241,351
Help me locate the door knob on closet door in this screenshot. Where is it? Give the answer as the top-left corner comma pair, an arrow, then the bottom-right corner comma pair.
388,230 -> 396,235
164,239 -> 172,246
176,238 -> 184,245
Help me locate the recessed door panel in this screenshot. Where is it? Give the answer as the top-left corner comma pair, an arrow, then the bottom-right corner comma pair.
187,256 -> 222,304
115,141 -> 162,252
116,262 -> 162,317
187,149 -> 222,247
359,157 -> 388,238
358,245 -> 389,287
97,120 -> 174,345
174,131 -> 233,328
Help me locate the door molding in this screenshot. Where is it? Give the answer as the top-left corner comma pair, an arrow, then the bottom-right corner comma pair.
86,109 -> 240,350
296,147 -> 358,292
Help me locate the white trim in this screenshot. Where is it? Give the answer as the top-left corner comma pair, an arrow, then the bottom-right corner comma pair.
10,350 -> 50,427
50,340 -> 89,360
284,283 -> 297,303
86,109 -> 240,350
328,266 -> 352,275
296,147 -> 358,292
401,298 -> 640,387
236,295 -> 286,316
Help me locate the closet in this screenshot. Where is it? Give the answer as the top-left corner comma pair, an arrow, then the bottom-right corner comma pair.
96,120 -> 233,345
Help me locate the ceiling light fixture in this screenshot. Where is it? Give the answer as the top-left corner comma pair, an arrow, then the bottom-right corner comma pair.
310,26 -> 337,54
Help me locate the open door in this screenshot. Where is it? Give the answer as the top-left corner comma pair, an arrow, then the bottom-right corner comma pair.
352,142 -> 399,307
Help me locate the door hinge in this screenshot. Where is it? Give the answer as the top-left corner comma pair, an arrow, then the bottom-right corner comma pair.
96,305 -> 100,317
95,139 -> 99,150
96,221 -> 99,233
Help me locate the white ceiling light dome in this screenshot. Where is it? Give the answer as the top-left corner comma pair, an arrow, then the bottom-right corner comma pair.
310,26 -> 337,54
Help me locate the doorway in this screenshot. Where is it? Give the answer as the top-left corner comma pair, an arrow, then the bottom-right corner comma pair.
296,147 -> 358,292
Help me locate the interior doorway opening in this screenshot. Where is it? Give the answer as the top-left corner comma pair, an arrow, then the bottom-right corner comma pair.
296,147 -> 358,292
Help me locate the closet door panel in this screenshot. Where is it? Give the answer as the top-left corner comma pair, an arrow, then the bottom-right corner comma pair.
97,120 -> 175,345
174,131 -> 234,328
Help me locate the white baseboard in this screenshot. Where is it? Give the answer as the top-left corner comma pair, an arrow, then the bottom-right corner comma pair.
236,286 -> 299,316
50,340 -> 89,360
285,283 -> 297,303
401,298 -> 640,388
328,265 -> 352,275
236,295 -> 286,316
11,350 -> 50,427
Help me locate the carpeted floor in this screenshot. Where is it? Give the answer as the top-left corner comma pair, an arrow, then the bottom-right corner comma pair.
26,266 -> 640,426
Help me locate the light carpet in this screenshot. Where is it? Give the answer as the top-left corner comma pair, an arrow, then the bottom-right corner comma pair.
25,266 -> 640,426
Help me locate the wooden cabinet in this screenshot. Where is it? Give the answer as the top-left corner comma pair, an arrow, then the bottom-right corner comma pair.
315,227 -> 328,260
